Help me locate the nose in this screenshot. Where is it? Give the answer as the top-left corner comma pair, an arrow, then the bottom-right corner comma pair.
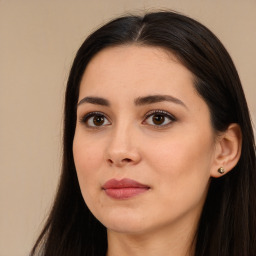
105,124 -> 141,167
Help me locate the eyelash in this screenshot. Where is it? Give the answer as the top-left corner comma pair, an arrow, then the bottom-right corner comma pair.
79,110 -> 176,129
143,110 -> 176,128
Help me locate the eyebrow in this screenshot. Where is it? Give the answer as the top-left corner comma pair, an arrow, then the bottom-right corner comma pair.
77,94 -> 187,109
77,96 -> 110,106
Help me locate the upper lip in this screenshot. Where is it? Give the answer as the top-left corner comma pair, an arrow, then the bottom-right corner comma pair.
102,178 -> 150,189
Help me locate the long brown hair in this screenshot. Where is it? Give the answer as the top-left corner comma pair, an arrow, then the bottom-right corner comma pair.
31,11 -> 256,256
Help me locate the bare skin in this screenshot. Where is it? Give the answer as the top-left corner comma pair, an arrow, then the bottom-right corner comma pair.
73,45 -> 241,256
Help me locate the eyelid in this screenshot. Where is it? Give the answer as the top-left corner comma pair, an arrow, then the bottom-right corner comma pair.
79,111 -> 111,128
143,109 -> 176,127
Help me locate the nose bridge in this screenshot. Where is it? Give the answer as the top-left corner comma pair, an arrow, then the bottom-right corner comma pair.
105,118 -> 141,166
109,119 -> 134,153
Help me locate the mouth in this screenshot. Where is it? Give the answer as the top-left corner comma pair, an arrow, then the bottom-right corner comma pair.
102,178 -> 150,199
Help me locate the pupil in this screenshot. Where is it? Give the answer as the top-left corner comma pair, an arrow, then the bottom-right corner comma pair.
153,115 -> 164,125
93,115 -> 104,126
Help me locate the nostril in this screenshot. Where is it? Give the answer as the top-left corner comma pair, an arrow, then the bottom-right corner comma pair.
107,158 -> 132,165
123,158 -> 132,163
107,159 -> 114,164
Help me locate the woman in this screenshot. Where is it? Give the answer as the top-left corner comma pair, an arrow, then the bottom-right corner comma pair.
31,11 -> 256,256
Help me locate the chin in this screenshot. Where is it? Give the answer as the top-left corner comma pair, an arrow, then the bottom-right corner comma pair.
106,222 -> 147,235
97,210 -> 148,234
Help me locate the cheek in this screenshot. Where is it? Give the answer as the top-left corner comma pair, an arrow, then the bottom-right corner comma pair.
73,131 -> 104,174
145,132 -> 213,200
147,137 -> 213,172
72,133 -> 104,202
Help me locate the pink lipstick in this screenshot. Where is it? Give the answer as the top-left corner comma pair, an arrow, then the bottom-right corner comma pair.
102,178 -> 150,199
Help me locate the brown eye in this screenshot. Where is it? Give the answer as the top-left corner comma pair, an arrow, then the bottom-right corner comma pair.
144,110 -> 176,127
152,114 -> 165,125
80,112 -> 111,128
93,115 -> 105,126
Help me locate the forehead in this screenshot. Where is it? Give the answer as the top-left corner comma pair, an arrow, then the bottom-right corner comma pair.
87,44 -> 178,68
79,45 -> 195,97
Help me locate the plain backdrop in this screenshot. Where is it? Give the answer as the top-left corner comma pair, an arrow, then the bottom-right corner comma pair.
1,0 -> 255,255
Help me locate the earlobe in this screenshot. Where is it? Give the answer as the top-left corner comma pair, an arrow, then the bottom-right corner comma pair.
211,123 -> 242,178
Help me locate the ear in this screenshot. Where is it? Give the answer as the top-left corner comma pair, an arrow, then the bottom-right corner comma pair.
210,123 -> 242,178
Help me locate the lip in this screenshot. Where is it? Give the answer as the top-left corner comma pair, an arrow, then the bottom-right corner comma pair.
102,178 -> 150,199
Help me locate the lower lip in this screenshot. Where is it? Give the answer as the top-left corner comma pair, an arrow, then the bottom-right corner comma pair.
104,187 -> 149,199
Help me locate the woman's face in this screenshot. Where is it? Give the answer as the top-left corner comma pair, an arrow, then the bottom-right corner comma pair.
73,45 -> 218,235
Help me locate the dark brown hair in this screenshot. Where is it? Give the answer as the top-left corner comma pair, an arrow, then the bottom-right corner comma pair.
31,11 -> 256,256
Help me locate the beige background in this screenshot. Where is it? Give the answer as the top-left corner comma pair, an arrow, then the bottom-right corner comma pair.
0,0 -> 255,255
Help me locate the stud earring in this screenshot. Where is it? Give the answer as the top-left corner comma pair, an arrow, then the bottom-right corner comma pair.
218,167 -> 225,174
